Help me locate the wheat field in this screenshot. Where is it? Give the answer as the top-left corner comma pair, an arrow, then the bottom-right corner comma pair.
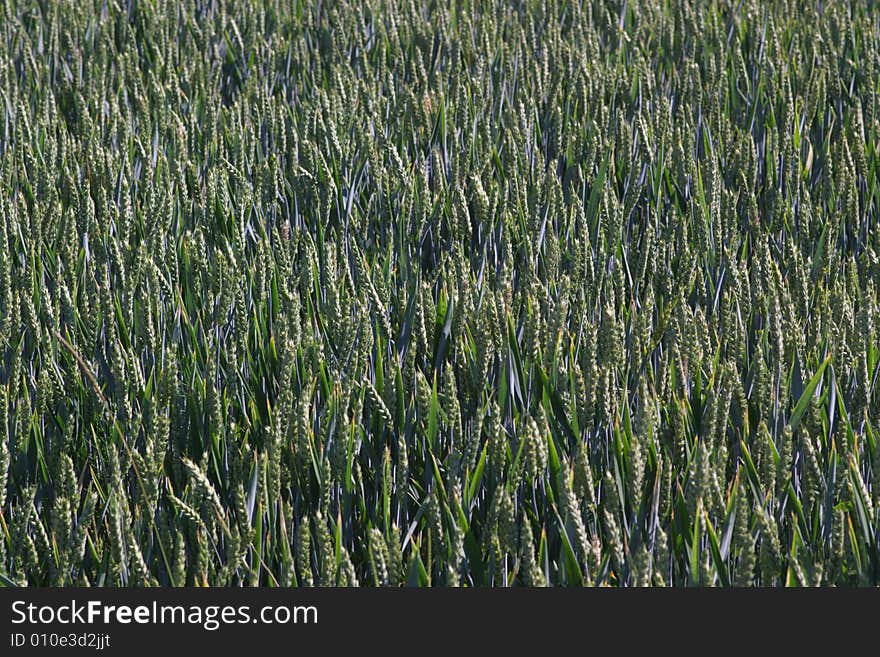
0,0 -> 878,586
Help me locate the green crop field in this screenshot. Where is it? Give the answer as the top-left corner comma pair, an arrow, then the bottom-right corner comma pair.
0,0 -> 878,587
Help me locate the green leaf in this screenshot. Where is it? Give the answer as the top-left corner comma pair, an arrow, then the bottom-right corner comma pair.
552,506 -> 584,587
406,546 -> 430,587
465,442 -> 488,509
789,356 -> 830,431
427,372 -> 440,451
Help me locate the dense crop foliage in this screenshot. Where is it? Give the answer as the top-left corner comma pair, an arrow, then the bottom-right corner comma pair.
0,0 -> 879,587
